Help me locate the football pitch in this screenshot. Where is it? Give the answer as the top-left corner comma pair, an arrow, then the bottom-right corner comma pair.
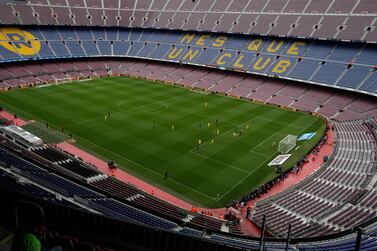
0,76 -> 326,208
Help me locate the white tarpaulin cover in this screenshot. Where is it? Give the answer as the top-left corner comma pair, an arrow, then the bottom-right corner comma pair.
268,154 -> 292,166
2,125 -> 43,147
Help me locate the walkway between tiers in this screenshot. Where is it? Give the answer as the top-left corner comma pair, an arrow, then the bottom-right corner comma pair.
0,110 -> 28,126
56,127 -> 334,237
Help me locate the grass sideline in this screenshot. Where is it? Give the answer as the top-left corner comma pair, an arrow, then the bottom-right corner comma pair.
22,121 -> 69,144
0,76 -> 326,208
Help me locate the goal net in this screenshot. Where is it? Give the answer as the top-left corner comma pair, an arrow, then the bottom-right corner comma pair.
278,134 -> 297,153
54,77 -> 72,84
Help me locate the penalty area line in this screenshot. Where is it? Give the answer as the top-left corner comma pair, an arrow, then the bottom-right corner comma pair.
219,117 -> 320,200
216,152 -> 278,201
249,150 -> 270,158
248,131 -> 286,153
189,150 -> 249,175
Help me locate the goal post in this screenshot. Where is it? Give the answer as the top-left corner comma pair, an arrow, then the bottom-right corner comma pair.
54,77 -> 72,84
278,134 -> 297,153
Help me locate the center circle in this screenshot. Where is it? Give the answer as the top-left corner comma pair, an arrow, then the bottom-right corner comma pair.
117,100 -> 168,114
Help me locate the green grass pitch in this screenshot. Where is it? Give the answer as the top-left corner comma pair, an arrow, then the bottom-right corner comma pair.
0,76 -> 326,208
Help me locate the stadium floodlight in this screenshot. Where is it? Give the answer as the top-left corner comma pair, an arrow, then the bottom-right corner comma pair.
278,134 -> 297,153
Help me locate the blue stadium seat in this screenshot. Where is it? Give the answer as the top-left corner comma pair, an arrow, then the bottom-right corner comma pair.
311,62 -> 346,85
259,38 -> 291,54
161,45 -> 190,62
247,54 -> 276,74
75,28 -> 95,41
287,59 -> 320,80
149,31 -> 168,43
47,41 -> 71,57
266,56 -> 297,77
0,149 -> 47,173
90,199 -> 177,230
40,28 -> 61,41
96,41 -> 112,56
117,29 -> 131,41
162,32 -> 181,44
328,44 -> 362,62
105,29 -> 118,41
137,43 -> 157,58
0,46 -> 22,61
337,65 -> 371,89
358,72 -> 377,92
304,41 -> 335,59
37,41 -> 56,58
224,35 -> 248,50
0,173 -> 55,199
190,48 -> 218,65
240,51 -> 259,69
355,45 -> 377,65
65,41 -> 86,57
127,41 -> 145,56
149,44 -> 171,59
92,28 -> 107,41
25,27 -> 44,40
128,30 -> 143,42
24,172 -> 104,198
138,30 -> 155,42
0,27 -> 375,95
282,40 -> 309,56
58,27 -> 78,40
112,41 -> 130,56
81,41 -> 100,56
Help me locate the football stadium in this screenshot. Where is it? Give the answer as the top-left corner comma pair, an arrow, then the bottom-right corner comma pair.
0,1 -> 375,251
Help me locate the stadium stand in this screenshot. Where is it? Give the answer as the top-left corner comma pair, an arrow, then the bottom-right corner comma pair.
0,0 -> 376,249
250,120 -> 377,238
1,58 -> 376,122
0,27 -> 376,96
0,131 -> 243,236
0,0 -> 376,43
1,176 -> 377,250
0,144 -> 179,230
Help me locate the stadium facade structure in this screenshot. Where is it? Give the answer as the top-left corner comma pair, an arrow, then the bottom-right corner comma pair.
0,0 -> 377,250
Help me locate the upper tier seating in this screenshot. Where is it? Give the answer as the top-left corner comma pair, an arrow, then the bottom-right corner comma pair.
0,0 -> 376,42
0,27 -> 375,96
